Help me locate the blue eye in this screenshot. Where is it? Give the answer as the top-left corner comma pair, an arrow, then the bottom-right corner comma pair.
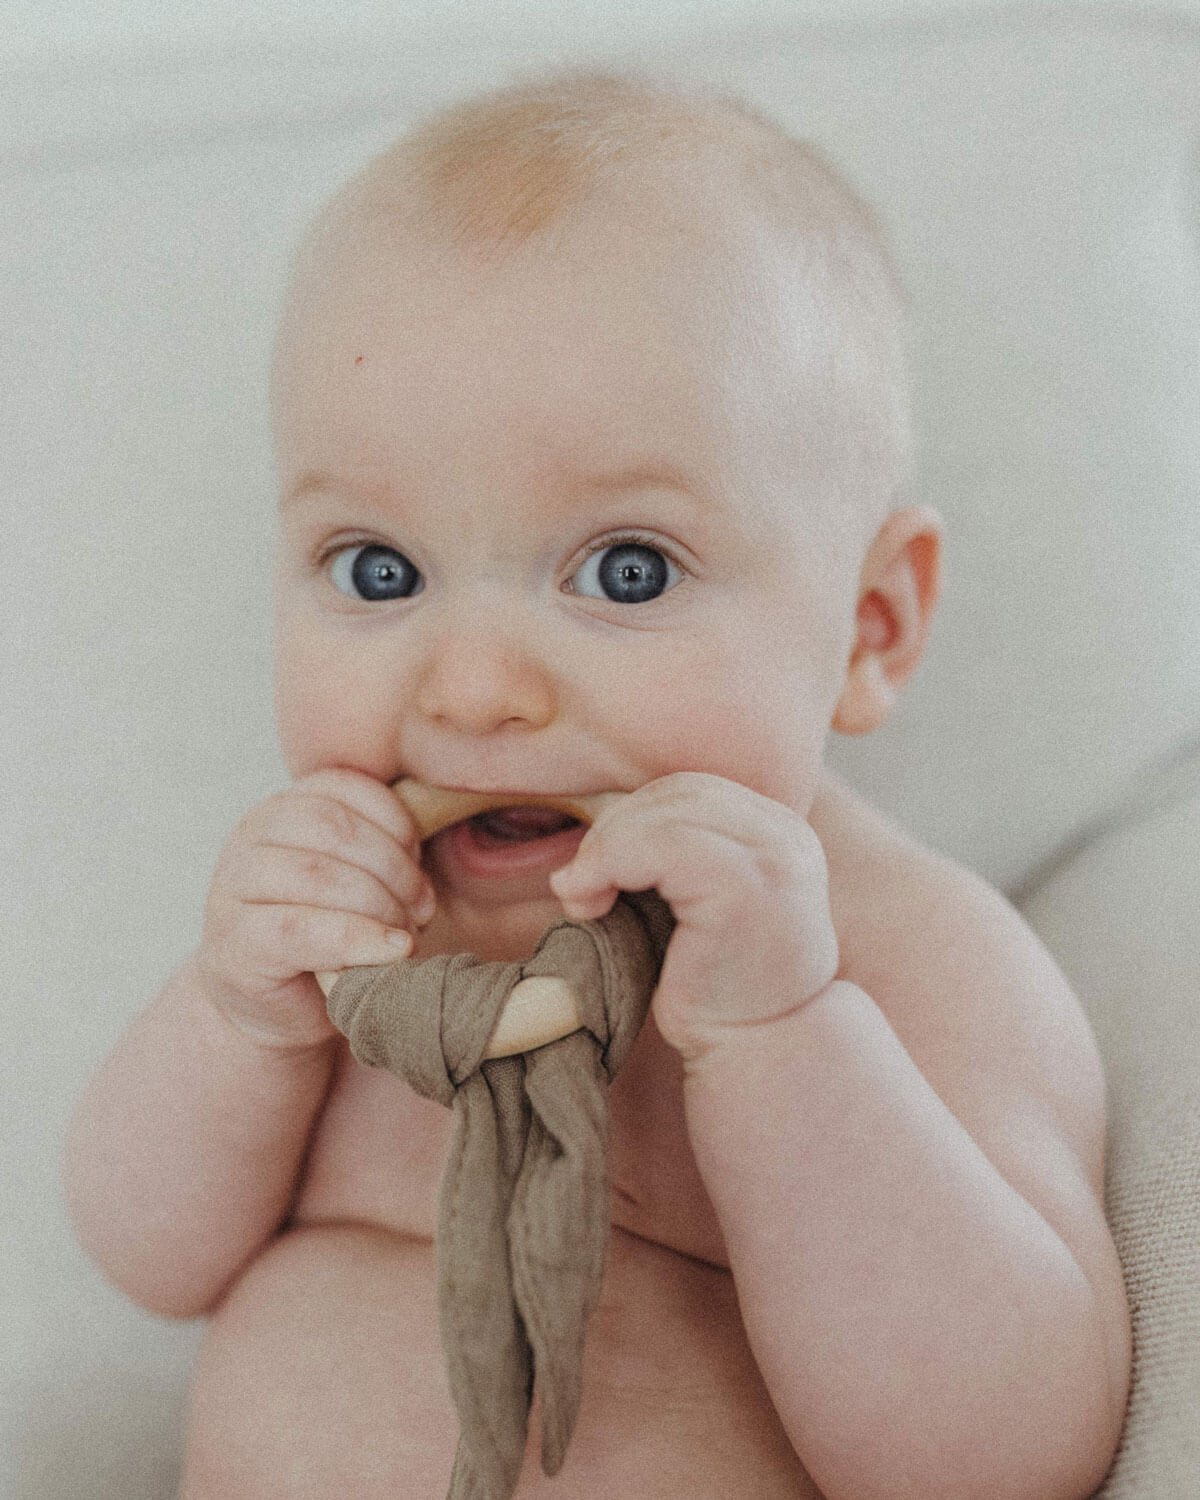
570,540 -> 681,604
329,544 -> 423,602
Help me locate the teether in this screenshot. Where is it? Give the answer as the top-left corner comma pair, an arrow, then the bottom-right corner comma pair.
313,778 -> 621,1057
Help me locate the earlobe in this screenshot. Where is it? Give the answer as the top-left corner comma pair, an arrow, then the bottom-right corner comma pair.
831,650 -> 896,736
830,506 -> 943,737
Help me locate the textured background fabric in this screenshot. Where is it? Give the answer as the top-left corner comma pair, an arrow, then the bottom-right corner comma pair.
1018,748 -> 1200,1498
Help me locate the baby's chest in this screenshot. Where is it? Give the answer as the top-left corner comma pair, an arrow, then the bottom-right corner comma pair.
292,1023 -> 731,1264
292,1041 -> 449,1236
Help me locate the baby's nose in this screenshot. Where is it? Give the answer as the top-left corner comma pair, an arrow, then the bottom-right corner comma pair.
413,627 -> 557,734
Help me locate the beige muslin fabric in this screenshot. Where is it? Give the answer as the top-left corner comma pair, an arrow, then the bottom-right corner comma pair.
327,890 -> 675,1500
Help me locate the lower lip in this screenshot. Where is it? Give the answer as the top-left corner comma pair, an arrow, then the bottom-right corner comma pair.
441,817 -> 587,880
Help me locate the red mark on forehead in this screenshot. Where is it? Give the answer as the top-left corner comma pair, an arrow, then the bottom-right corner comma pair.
355,354 -> 364,364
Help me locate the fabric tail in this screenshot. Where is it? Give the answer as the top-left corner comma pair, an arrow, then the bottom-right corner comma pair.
508,1033 -> 612,1476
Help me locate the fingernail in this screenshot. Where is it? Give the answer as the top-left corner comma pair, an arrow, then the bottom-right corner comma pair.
386,929 -> 414,952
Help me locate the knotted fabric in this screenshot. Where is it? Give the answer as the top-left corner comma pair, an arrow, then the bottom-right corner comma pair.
326,889 -> 675,1500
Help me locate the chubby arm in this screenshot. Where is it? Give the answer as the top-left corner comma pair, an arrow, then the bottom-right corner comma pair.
550,773 -> 1131,1500
681,863 -> 1131,1500
64,769 -> 435,1319
64,952 -> 340,1319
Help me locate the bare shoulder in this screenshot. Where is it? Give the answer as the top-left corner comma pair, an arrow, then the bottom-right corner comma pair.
810,769 -> 1109,1213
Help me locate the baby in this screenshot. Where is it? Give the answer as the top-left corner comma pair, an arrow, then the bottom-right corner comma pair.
65,66 -> 1131,1499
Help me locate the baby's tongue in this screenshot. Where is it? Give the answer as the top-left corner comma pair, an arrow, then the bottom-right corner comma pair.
469,806 -> 579,843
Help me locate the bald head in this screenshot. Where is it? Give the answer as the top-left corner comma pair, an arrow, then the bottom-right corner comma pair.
330,66 -> 897,281
275,66 -> 912,553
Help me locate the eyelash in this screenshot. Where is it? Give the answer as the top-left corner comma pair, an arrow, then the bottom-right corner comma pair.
573,531 -> 680,581
316,530 -> 684,593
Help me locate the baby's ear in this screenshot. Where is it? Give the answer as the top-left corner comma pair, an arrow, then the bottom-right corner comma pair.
831,505 -> 943,737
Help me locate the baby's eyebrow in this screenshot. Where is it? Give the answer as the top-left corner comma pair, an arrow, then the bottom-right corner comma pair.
567,461 -> 693,494
278,470 -> 375,513
276,459 -> 717,537
551,459 -> 722,517
280,462 -> 714,512
278,470 -> 426,525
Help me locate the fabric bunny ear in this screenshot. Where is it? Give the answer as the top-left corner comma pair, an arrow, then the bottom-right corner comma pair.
327,888 -> 675,1500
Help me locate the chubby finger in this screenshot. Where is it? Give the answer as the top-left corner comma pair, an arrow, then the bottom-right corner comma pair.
245,787 -> 433,918
237,901 -> 416,983
549,811 -> 733,920
233,843 -> 428,932
549,775 -> 823,921
280,767 -> 424,856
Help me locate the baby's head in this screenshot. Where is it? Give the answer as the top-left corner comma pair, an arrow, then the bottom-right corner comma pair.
270,67 -> 941,835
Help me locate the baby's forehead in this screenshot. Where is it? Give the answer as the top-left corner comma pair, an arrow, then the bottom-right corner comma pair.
275,72 -> 910,541
290,162 -> 877,421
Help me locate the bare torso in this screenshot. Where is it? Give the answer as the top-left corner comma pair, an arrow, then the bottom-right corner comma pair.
181,771 -> 921,1499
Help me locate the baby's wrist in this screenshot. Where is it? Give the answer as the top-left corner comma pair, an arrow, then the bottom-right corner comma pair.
191,949 -> 335,1057
668,974 -> 842,1075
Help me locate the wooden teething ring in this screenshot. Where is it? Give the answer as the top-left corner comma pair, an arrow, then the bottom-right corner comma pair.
314,778 -> 620,1058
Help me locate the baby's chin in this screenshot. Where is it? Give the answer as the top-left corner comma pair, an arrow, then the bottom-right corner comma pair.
413,886 -> 571,964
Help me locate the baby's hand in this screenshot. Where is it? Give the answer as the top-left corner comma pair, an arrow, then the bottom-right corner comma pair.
549,772 -> 840,1065
196,769 -> 435,1049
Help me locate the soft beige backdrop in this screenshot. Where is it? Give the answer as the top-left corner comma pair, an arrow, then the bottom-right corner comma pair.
4,5 -> 1198,1496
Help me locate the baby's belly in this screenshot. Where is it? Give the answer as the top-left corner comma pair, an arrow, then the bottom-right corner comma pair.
182,1219 -> 822,1499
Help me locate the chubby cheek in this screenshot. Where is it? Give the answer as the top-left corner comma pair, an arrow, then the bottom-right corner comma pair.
272,617 -> 397,781
601,640 -> 830,816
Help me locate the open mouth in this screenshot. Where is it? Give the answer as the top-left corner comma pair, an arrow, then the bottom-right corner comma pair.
395,780 -> 603,887
437,806 -> 583,883
463,805 -> 583,846
441,804 -> 587,879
